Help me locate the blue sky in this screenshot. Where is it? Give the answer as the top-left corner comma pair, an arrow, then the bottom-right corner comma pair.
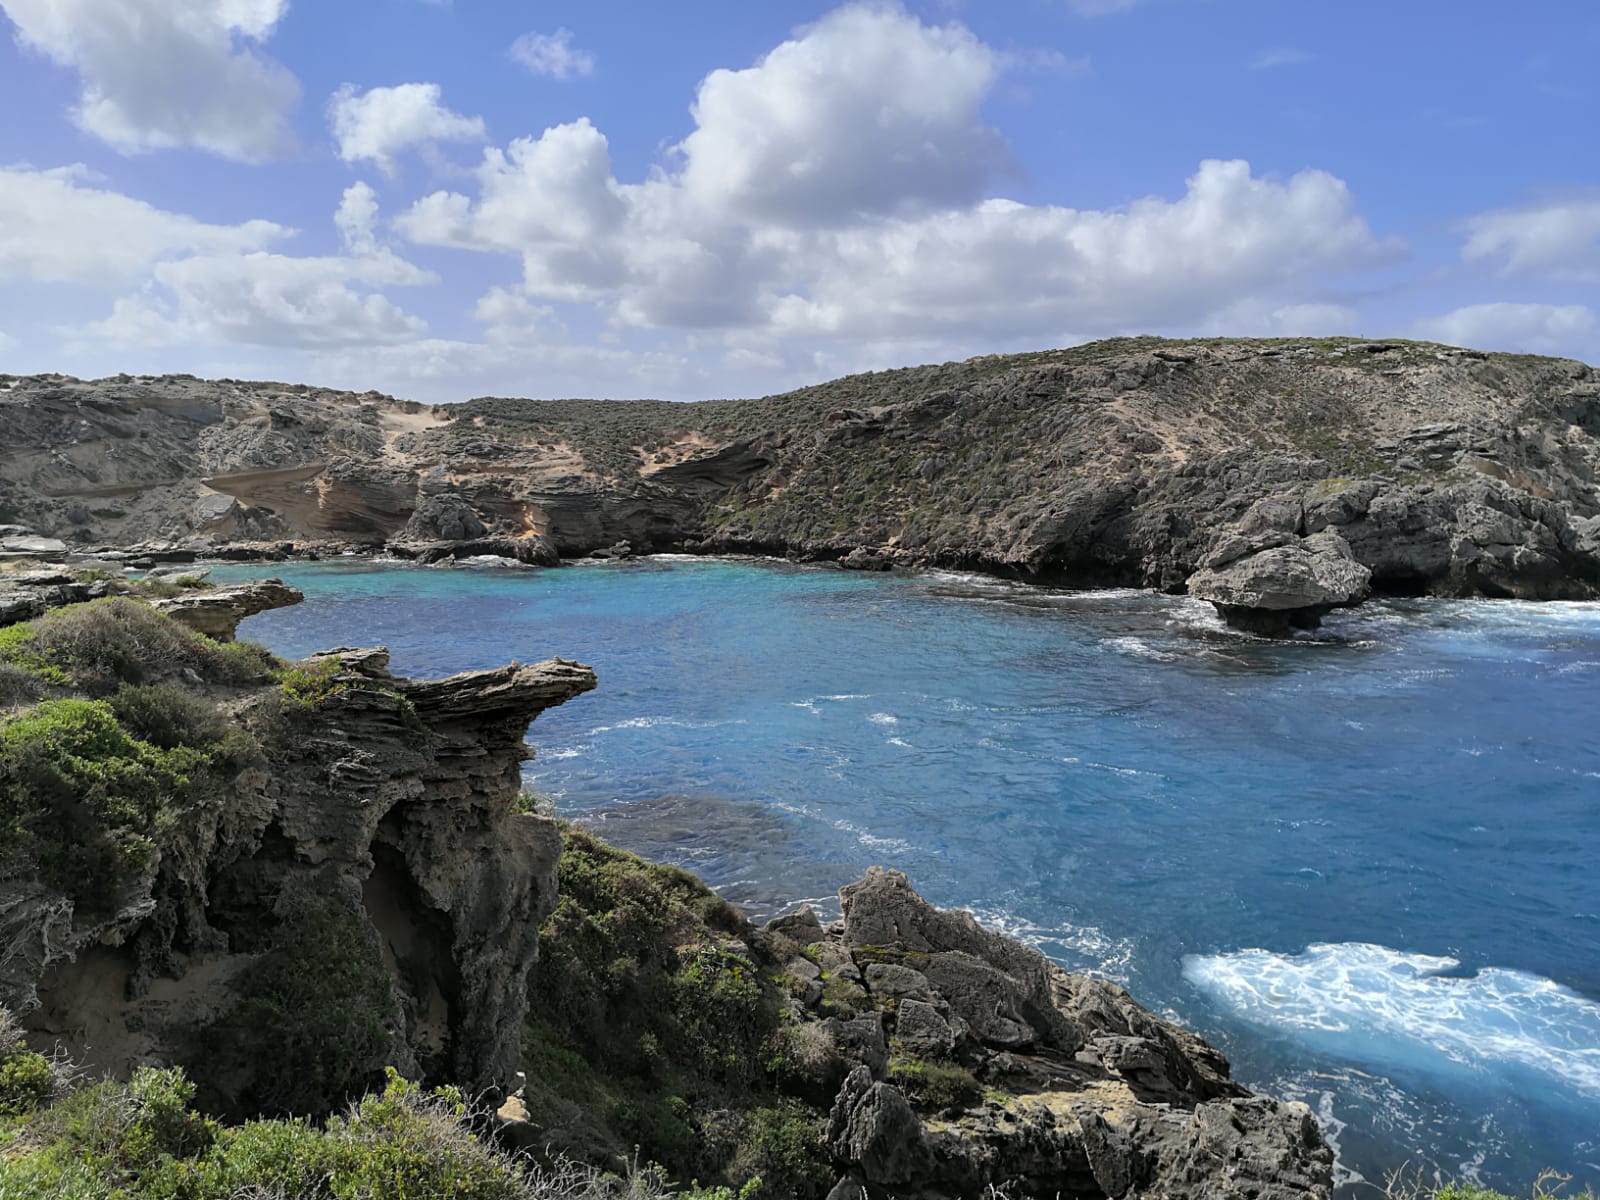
1,0 -> 1596,402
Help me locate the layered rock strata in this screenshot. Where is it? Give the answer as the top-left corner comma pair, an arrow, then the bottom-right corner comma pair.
148,578 -> 304,640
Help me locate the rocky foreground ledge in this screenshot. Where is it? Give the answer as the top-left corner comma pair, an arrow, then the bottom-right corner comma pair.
758,869 -> 1330,1199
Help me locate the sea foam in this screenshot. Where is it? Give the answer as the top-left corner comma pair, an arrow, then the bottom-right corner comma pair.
1183,942 -> 1600,1097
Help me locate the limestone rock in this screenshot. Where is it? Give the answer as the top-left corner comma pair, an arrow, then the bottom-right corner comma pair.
0,535 -> 68,556
2,343 -> 1598,605
826,1066 -> 935,1187
1186,531 -> 1372,634
150,579 -> 305,641
810,867 -> 1330,1198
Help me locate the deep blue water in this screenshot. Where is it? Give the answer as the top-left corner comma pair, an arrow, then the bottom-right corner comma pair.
217,557 -> 1600,1196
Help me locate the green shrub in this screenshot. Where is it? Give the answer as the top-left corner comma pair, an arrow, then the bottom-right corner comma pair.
0,699 -> 198,903
202,897 -> 398,1116
523,828 -> 796,1185
0,662 -> 44,709
672,947 -> 772,1089
195,639 -> 277,687
887,1056 -> 979,1111
726,1104 -> 828,1200
274,658 -> 342,706
0,600 -> 198,693
0,1052 -> 55,1117
0,600 -> 276,695
108,683 -> 231,751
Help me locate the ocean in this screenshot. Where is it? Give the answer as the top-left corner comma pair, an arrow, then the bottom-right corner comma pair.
217,556 -> 1600,1196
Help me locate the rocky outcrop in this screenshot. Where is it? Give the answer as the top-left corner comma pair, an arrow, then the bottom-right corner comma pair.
7,638 -> 596,1114
149,578 -> 304,640
770,868 -> 1333,1199
0,569 -> 114,627
1187,531 -> 1372,634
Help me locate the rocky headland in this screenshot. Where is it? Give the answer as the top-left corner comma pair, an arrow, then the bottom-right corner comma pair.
0,583 -> 1333,1197
2,335 -> 1598,632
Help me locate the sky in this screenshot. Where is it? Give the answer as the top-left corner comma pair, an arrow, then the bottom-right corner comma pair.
0,1 -> 1597,403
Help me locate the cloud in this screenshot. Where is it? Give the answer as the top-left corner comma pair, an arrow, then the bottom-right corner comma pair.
1411,302 -> 1598,361
1251,48 -> 1314,70
88,187 -> 434,350
399,4 -> 1393,345
334,181 -> 381,255
15,0 -> 1403,397
675,3 -> 1008,225
1,0 -> 298,160
328,83 -> 487,175
1461,198 -> 1600,282
510,29 -> 595,80
1065,0 -> 1140,14
0,164 -> 287,284
765,161 -> 1394,340
396,117 -> 632,301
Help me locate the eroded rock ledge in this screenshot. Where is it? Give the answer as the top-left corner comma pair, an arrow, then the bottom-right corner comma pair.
148,578 -> 303,640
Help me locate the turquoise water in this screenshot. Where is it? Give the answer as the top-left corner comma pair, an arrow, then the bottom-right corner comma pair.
219,557 -> 1600,1195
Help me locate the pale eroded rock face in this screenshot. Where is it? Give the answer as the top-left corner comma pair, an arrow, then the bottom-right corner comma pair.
149,578 -> 304,641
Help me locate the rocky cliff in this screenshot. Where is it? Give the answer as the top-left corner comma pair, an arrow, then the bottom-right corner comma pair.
0,590 -> 595,1115
3,337 -> 1598,628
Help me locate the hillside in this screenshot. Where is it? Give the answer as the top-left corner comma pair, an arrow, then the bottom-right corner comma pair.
2,337 -> 1598,627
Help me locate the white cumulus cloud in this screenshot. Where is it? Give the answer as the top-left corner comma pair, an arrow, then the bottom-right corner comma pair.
89,186 -> 435,350
510,29 -> 595,80
1412,302 -> 1598,361
768,160 -> 1392,340
1,0 -> 299,160
328,83 -> 487,175
676,3 -> 1007,225
1462,198 -> 1600,282
0,164 -> 287,284
398,5 -> 1393,345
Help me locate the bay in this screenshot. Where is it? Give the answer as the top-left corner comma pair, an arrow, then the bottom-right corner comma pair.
218,556 -> 1600,1195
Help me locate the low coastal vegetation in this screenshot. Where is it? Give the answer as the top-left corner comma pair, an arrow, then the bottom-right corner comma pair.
0,599 -> 269,910
522,826 -> 833,1199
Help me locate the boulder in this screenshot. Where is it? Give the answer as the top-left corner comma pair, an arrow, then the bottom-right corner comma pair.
1186,531 -> 1372,634
826,1066 -> 935,1188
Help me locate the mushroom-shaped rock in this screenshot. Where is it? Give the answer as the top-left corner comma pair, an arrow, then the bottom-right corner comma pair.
1186,531 -> 1371,635
150,579 -> 304,641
